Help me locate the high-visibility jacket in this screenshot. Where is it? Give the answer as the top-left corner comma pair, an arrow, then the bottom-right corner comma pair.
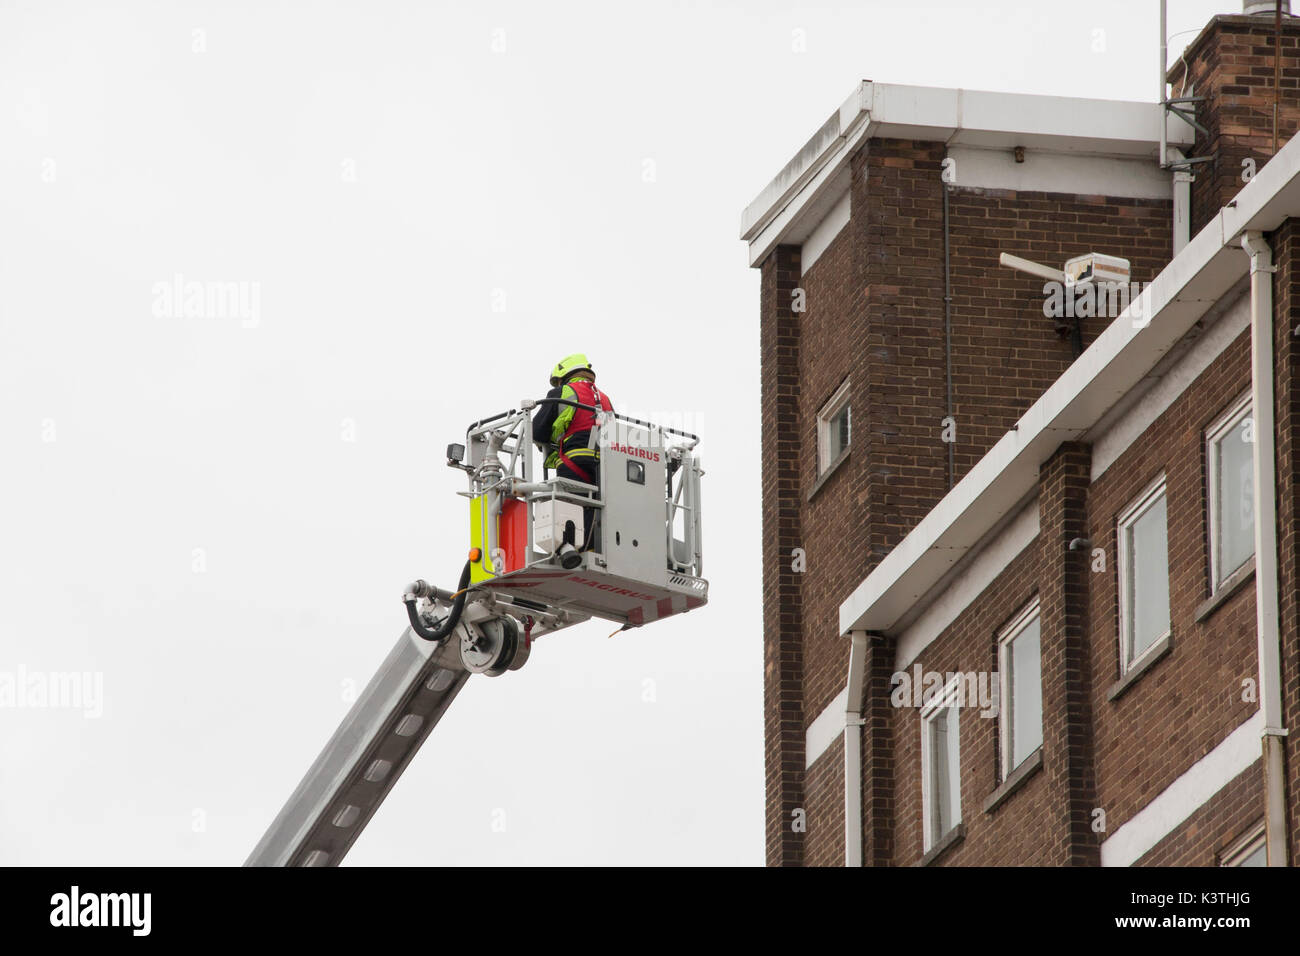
531,378 -> 614,479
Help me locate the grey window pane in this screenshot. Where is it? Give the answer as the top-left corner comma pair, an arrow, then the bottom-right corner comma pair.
1009,620 -> 1043,768
1217,419 -> 1255,582
1129,495 -> 1170,657
1234,843 -> 1266,867
930,711 -> 951,840
945,707 -> 961,828
829,406 -> 850,460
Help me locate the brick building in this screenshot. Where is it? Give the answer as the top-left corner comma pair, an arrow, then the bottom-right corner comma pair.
744,6 -> 1300,866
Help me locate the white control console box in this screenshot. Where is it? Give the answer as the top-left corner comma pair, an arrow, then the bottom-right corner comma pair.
534,499 -> 585,553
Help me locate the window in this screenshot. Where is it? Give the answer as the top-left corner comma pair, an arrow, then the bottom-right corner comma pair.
817,380 -> 851,473
1207,393 -> 1255,591
1117,474 -> 1171,671
1221,826 -> 1266,867
921,679 -> 962,850
998,599 -> 1043,779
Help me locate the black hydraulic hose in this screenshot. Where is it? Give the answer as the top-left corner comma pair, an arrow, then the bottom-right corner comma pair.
405,560 -> 472,643
464,408 -> 517,433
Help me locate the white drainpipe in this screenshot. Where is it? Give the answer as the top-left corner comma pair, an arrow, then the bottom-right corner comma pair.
1241,231 -> 1290,866
1159,0 -> 1167,168
843,631 -> 868,866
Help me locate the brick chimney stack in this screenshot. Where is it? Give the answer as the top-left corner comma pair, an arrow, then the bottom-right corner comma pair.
1167,7 -> 1300,237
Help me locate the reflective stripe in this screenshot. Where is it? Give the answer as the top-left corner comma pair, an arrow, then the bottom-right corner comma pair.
545,441 -> 597,467
555,448 -> 593,483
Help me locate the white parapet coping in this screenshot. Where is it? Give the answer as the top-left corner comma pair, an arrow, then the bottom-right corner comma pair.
740,81 -> 1194,267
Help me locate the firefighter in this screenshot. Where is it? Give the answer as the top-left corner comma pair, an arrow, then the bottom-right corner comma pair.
532,353 -> 614,550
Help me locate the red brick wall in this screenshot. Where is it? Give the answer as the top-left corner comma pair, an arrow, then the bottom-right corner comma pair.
760,244 -> 805,866
1271,220 -> 1300,864
760,16 -> 1300,866
860,140 -> 950,573
862,634 -> 897,866
762,139 -> 1174,864
793,222 -> 859,868
1168,15 -> 1300,239
803,748 -> 844,866
762,142 -> 1178,862
882,363 -> 1266,868
797,221 -> 864,725
795,142 -> 1175,726
1039,443 -> 1099,865
884,319 -> 1267,866
890,546 -> 1055,866
945,189 -> 1171,481
1087,329 -> 1258,844
890,445 -> 1100,867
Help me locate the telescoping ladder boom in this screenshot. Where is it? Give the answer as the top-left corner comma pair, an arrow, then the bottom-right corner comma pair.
246,398 -> 707,866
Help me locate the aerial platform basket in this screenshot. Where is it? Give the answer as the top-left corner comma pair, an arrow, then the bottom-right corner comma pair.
452,398 -> 707,628
246,395 -> 708,867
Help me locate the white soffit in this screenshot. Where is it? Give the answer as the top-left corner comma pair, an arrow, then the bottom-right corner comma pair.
741,81 -> 1194,267
800,189 -> 851,275
946,146 -> 1172,200
838,127 -> 1300,637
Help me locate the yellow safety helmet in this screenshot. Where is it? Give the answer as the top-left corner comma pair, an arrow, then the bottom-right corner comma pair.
549,353 -> 593,387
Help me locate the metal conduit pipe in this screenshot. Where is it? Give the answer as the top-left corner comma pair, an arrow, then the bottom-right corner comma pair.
943,183 -> 955,491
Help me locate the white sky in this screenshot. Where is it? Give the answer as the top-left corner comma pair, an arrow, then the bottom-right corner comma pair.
0,0 -> 1231,865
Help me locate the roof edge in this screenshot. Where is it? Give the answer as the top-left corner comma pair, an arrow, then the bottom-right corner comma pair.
741,82 -> 1194,267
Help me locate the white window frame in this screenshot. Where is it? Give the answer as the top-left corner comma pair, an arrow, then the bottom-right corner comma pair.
920,676 -> 962,852
816,379 -> 851,474
998,597 -> 1042,781
1220,824 -> 1266,867
1206,392 -> 1255,592
1117,473 -> 1171,673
